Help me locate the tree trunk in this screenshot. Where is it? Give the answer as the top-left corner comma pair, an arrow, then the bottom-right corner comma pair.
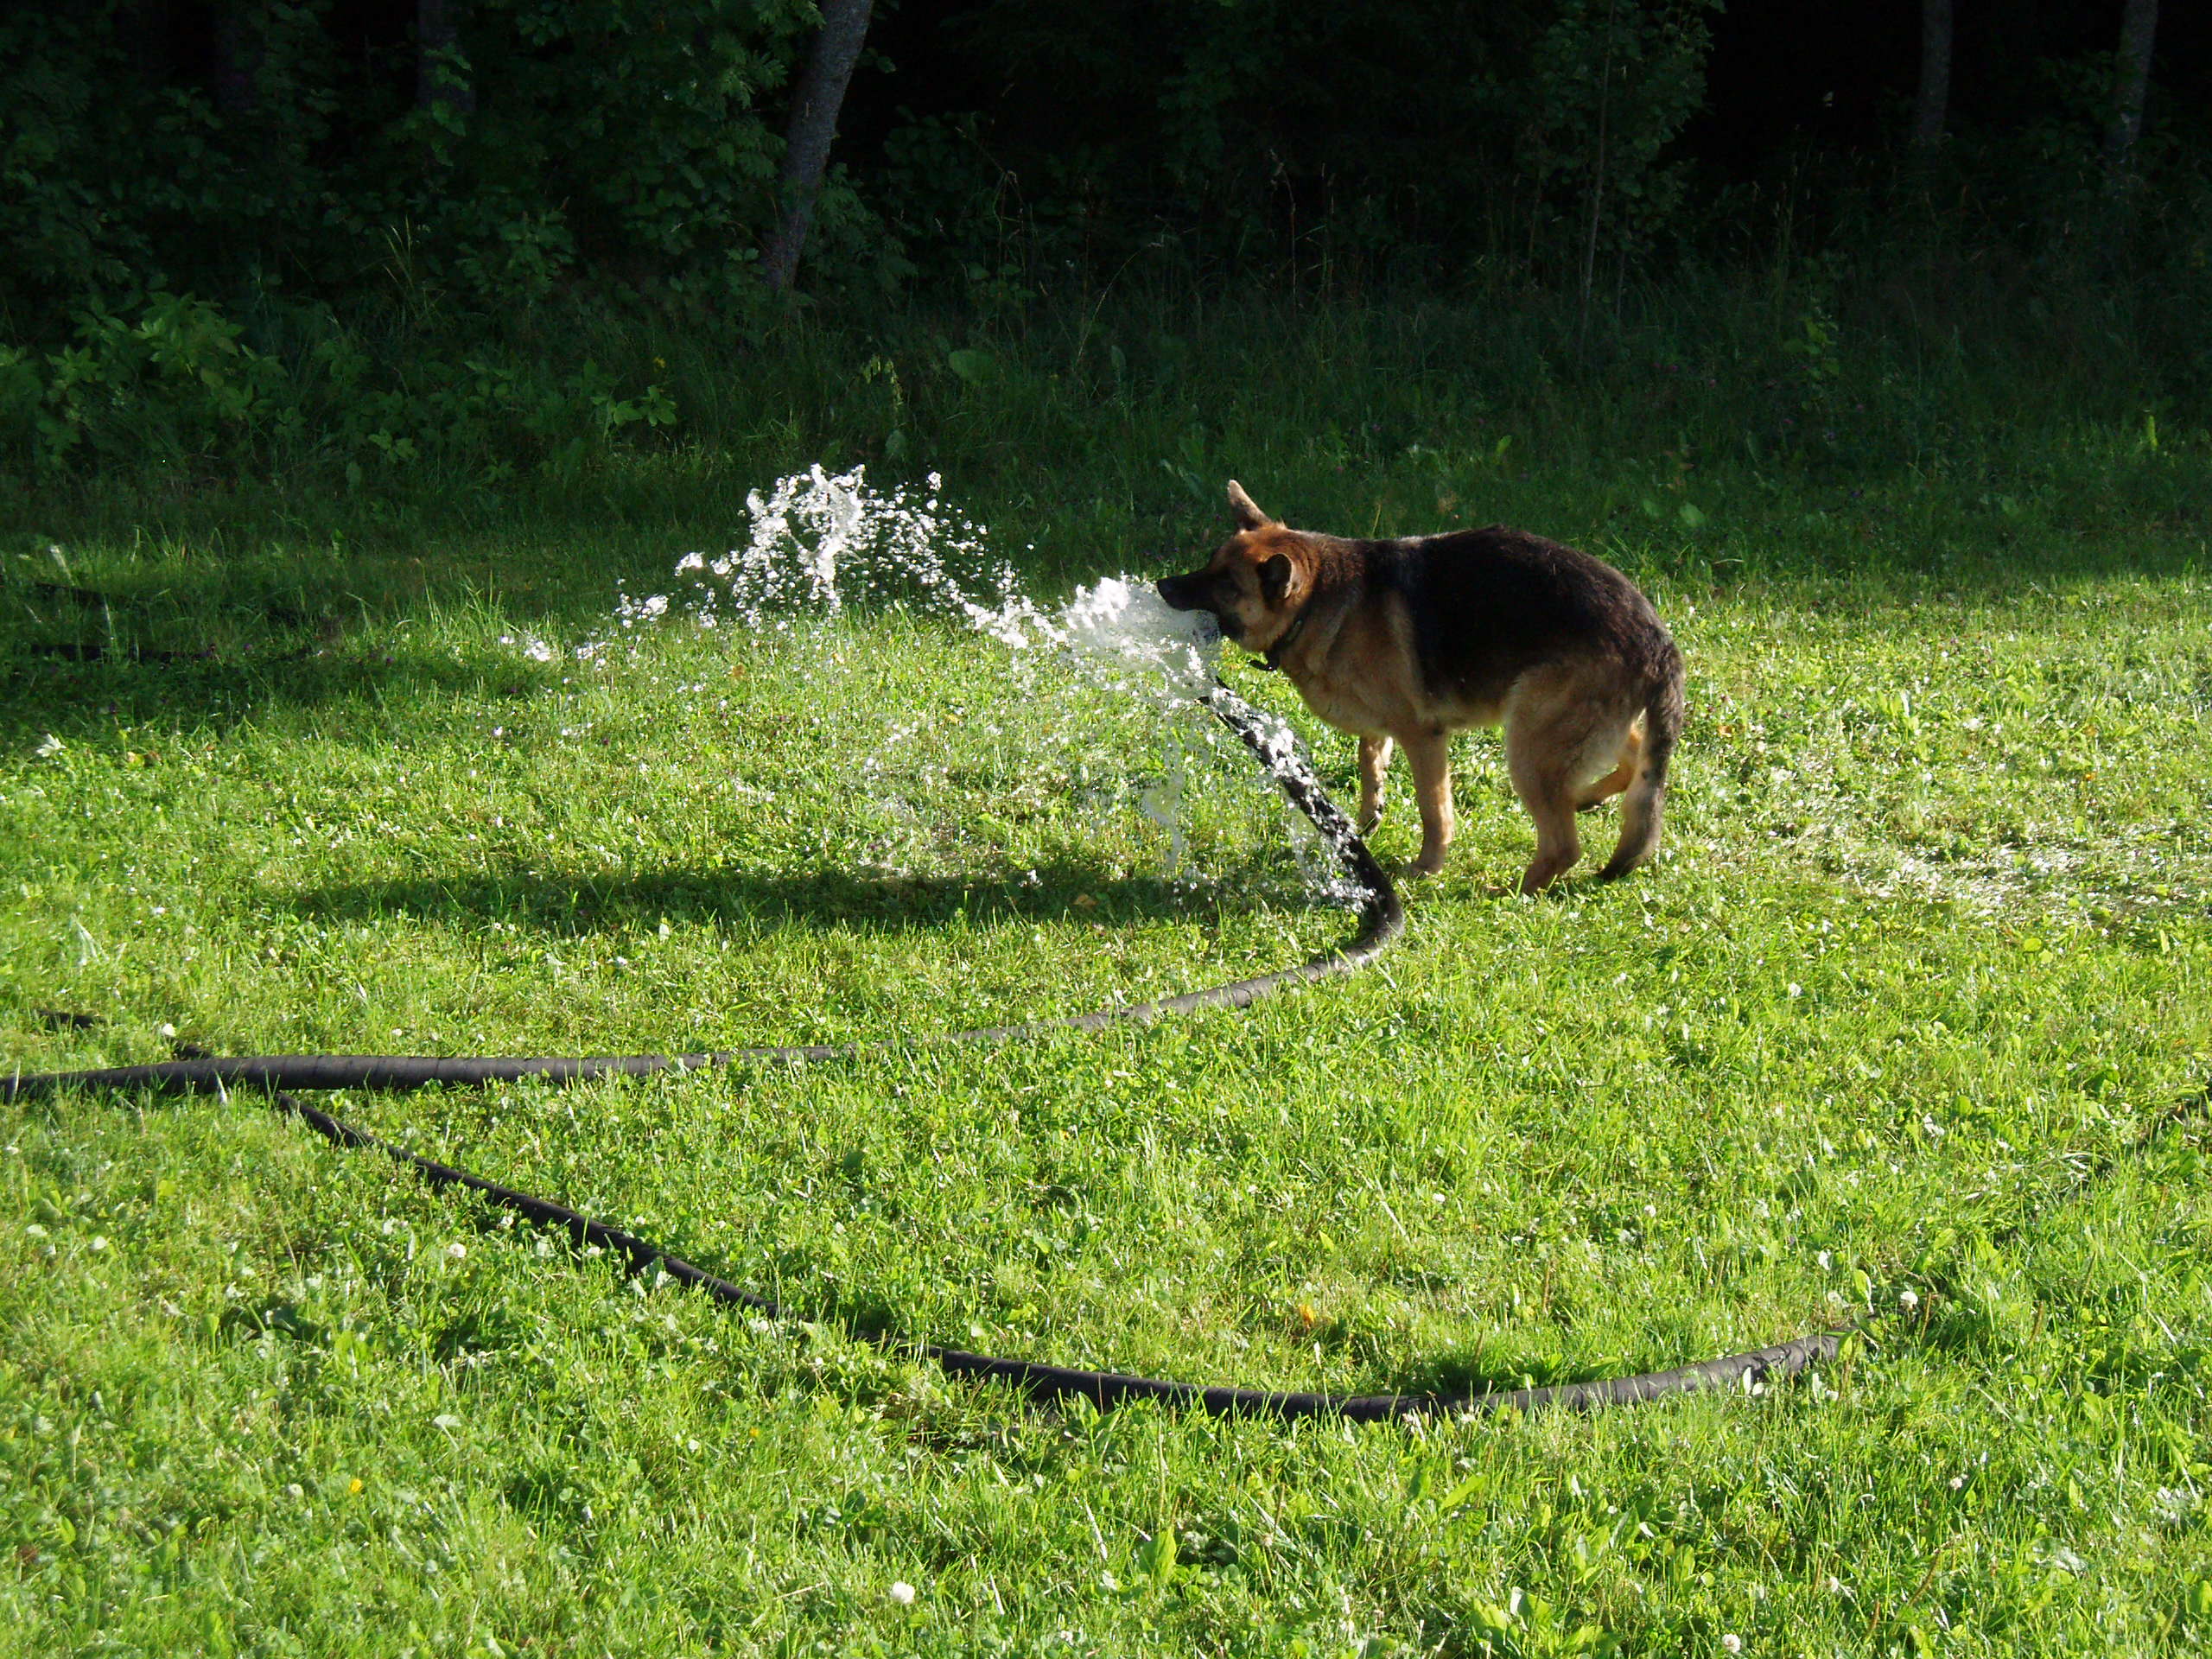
2103,0 -> 2158,189
1910,0 -> 1951,151
760,0 -> 875,291
417,0 -> 475,118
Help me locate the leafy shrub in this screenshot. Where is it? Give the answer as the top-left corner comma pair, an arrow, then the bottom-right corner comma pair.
0,294 -> 291,470
0,289 -> 677,481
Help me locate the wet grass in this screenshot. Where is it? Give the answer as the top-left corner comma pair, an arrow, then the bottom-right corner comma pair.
4,433 -> 2212,1655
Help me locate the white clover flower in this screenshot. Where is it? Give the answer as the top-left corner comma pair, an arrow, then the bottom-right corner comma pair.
1721,1637 -> 1743,1655
445,1242 -> 467,1261
888,1581 -> 917,1606
1898,1288 -> 1920,1313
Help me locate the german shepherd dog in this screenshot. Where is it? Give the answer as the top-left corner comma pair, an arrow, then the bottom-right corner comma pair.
1158,482 -> 1683,893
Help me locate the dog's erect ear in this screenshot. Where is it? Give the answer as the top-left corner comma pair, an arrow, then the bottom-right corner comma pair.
1258,552 -> 1294,605
1226,480 -> 1272,531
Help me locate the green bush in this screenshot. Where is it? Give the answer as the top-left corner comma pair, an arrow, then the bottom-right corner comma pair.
0,289 -> 677,483
0,294 -> 289,470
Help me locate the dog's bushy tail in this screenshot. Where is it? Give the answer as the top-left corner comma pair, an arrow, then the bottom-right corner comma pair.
1599,645 -> 1683,881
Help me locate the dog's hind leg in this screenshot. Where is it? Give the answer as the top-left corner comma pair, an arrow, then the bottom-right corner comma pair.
1357,734 -> 1394,832
1575,721 -> 1643,810
1507,740 -> 1584,894
1598,665 -> 1683,881
1506,671 -> 1634,893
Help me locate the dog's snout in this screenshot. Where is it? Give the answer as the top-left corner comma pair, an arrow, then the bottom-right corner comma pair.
1159,569 -> 1236,639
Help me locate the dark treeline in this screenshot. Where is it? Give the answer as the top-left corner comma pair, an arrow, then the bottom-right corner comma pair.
3,1 -> 2208,484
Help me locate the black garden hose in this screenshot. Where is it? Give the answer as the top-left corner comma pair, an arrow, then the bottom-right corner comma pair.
5,682 -> 1852,1419
251,1082 -> 1848,1421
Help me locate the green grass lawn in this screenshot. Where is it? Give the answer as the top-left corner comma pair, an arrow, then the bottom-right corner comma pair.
3,455 -> 2211,1656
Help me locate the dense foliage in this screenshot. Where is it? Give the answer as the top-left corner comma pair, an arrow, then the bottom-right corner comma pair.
2,0 -> 2209,488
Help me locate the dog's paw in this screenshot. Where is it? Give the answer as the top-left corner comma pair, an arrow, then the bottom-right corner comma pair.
1518,859 -> 1580,895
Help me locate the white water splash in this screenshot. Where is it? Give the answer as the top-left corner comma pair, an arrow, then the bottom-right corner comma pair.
630,464 -> 1021,631
977,574 -> 1223,708
618,466 -> 1221,701
581,464 -> 1353,900
1135,728 -> 1189,880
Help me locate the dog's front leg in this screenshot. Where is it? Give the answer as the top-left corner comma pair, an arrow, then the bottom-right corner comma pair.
1357,734 -> 1393,832
1402,731 -> 1454,874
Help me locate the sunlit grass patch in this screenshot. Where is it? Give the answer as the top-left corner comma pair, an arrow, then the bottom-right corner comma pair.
3,501 -> 2211,1654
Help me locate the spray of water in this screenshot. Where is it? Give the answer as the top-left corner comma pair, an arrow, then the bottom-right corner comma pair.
582,464 -> 1362,901
629,465 -> 1014,632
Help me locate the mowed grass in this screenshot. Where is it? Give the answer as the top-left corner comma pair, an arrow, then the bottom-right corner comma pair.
3,471 -> 2211,1657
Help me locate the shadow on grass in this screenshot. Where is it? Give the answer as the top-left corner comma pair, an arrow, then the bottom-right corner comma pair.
0,524 -> 650,736
276,856 -> 1276,938
0,630 -> 570,744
